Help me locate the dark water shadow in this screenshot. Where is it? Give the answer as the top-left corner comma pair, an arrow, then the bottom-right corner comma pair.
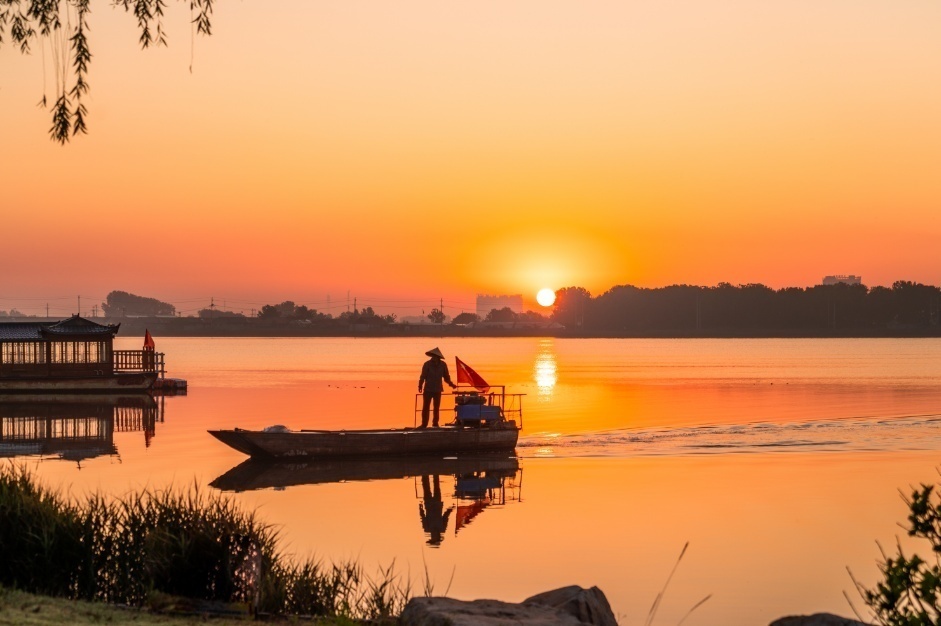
211,454 -> 523,547
210,454 -> 520,491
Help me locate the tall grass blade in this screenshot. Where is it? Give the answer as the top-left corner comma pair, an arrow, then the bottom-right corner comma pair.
676,593 -> 711,625
644,541 -> 689,626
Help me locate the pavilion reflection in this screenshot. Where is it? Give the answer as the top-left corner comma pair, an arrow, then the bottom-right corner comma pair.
210,454 -> 523,547
0,394 -> 165,465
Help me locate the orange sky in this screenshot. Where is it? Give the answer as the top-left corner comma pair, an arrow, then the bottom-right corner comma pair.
2,0 -> 940,316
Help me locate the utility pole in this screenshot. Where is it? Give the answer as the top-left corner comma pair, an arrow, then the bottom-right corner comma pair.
77,295 -> 80,316
46,303 -> 49,318
440,297 -> 444,324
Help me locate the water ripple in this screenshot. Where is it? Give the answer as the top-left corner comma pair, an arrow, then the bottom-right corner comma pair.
518,414 -> 941,458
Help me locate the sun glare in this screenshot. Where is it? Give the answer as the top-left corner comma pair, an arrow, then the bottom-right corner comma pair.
536,288 -> 556,307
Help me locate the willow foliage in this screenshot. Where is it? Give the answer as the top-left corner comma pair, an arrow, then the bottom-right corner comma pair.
0,0 -> 214,143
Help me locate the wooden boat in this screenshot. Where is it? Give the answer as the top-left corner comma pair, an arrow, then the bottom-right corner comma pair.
209,420 -> 520,460
0,315 -> 162,392
211,384 -> 523,460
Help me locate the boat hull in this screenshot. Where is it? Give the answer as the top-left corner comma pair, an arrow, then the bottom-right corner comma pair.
209,422 -> 520,459
0,373 -> 157,392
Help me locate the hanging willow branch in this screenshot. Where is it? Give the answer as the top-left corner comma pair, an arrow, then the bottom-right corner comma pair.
0,0 -> 214,144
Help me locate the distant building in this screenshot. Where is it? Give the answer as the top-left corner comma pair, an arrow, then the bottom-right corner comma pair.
476,294 -> 523,319
822,275 -> 862,286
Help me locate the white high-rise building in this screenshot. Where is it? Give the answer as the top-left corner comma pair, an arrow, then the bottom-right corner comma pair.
822,275 -> 862,286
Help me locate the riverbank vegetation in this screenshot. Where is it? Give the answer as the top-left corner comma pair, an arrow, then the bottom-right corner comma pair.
852,480 -> 941,625
0,465 -> 407,622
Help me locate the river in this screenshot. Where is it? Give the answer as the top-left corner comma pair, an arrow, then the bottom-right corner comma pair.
15,337 -> 941,625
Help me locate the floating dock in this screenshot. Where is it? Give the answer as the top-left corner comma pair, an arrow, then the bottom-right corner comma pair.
152,378 -> 187,394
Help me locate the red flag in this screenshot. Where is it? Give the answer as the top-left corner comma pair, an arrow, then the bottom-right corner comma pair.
143,329 -> 155,351
455,357 -> 490,393
455,498 -> 490,533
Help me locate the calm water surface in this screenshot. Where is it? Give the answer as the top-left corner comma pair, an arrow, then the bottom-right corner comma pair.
18,337 -> 941,625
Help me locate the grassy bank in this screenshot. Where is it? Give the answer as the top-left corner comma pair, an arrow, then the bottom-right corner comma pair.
0,465 -> 406,622
0,586 -> 364,625
0,586 -> 243,626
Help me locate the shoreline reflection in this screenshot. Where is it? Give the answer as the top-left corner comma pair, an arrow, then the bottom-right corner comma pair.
211,454 -> 523,546
0,394 -> 164,465
420,474 -> 452,546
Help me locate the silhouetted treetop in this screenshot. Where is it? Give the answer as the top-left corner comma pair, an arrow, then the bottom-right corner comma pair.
102,291 -> 175,317
551,286 -> 591,328
485,307 -> 517,323
451,312 -> 479,325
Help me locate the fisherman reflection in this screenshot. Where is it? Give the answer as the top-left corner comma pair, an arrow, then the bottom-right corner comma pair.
419,475 -> 453,547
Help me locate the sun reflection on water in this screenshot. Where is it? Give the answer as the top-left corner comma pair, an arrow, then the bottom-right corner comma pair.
533,339 -> 558,398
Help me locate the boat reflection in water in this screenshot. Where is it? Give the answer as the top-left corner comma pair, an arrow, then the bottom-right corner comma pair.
0,394 -> 164,465
211,454 -> 523,546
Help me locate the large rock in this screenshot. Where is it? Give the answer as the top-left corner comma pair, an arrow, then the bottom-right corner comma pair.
400,597 -> 584,625
400,586 -> 618,626
770,614 -> 869,626
524,585 -> 618,626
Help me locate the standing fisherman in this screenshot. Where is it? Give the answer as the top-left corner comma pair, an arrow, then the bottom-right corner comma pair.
418,347 -> 456,428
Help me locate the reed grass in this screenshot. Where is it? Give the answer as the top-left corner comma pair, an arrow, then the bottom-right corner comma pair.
643,542 -> 711,626
0,465 -> 90,598
0,464 -> 408,621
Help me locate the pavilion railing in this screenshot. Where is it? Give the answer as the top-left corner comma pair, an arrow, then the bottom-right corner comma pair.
113,350 -> 165,376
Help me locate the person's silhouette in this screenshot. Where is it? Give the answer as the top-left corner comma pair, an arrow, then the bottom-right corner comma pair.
419,474 -> 453,546
418,347 -> 456,428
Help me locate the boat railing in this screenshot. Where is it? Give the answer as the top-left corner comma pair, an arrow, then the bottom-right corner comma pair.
413,385 -> 524,429
113,350 -> 165,377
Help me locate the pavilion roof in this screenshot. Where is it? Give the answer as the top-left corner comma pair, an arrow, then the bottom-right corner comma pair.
0,323 -> 45,341
0,315 -> 119,342
42,315 -> 119,337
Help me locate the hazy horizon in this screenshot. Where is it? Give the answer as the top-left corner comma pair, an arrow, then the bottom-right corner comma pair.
0,274 -> 931,319
3,0 -> 940,307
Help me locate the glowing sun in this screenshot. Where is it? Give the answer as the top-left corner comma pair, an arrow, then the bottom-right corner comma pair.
536,288 -> 557,307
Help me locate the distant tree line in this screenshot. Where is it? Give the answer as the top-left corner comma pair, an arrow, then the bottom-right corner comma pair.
551,281 -> 941,332
47,282 -> 941,335
191,300 -> 552,328
197,300 -> 398,327
483,307 -> 549,324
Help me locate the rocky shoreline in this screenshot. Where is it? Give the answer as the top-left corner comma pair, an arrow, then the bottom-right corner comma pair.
398,586 -> 868,626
